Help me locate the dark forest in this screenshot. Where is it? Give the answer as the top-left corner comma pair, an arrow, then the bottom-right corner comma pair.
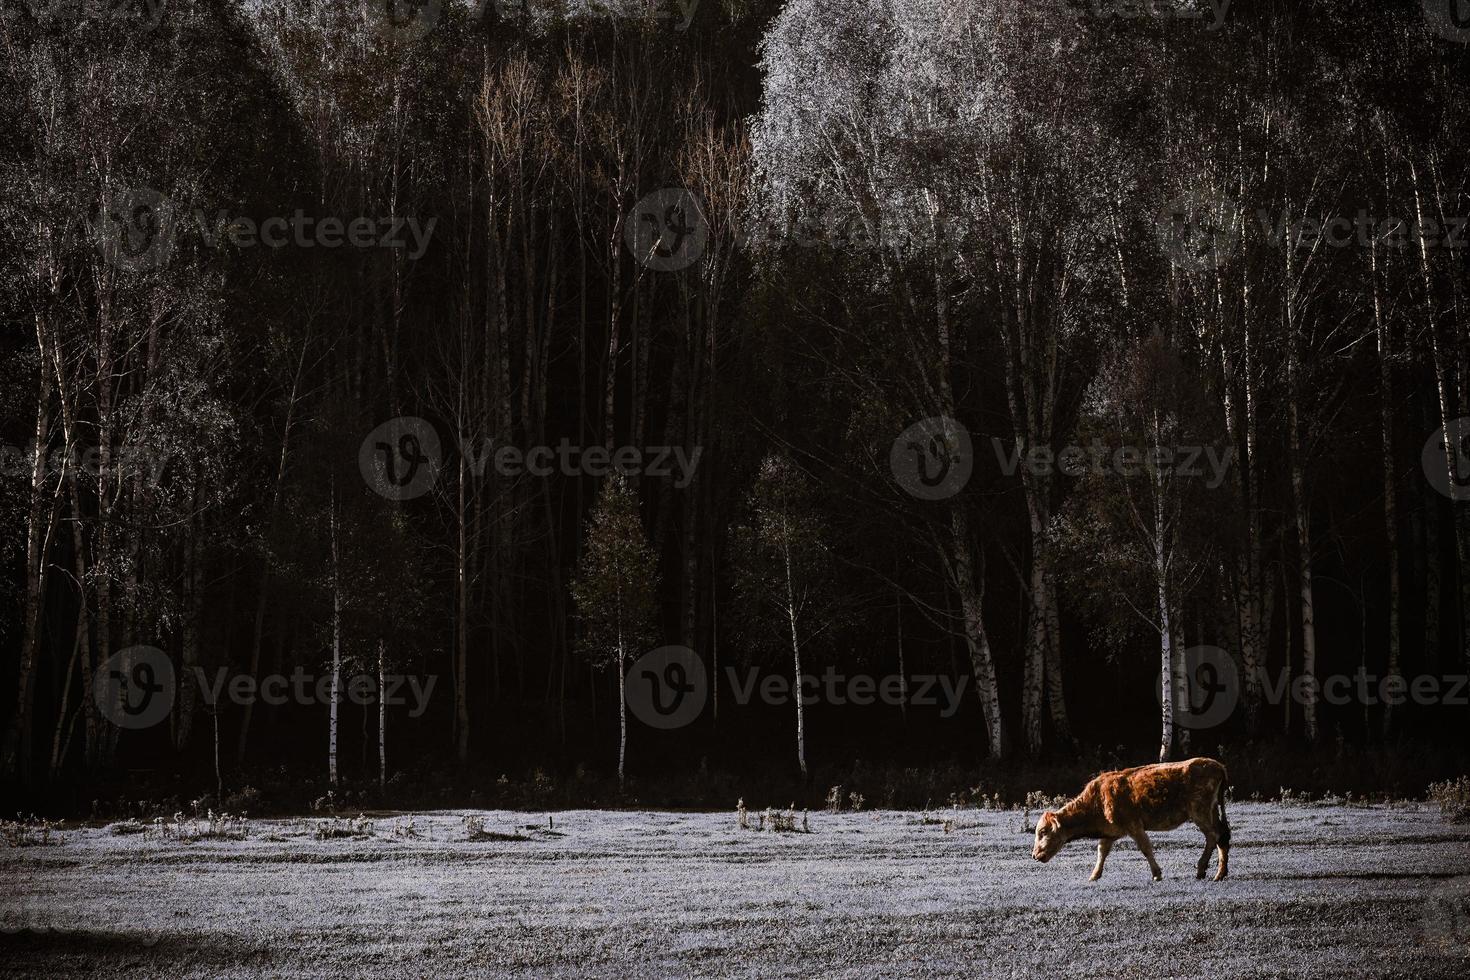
3,0 -> 1469,817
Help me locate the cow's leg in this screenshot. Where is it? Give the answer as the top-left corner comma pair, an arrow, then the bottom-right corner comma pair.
1212,777 -> 1232,881
1195,827 -> 1217,880
1129,829 -> 1163,880
1089,838 -> 1114,882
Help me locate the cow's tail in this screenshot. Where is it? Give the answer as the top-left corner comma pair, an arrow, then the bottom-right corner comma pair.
1215,774 -> 1232,849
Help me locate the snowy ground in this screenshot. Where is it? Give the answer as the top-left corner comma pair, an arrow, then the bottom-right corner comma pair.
2,804 -> 1469,978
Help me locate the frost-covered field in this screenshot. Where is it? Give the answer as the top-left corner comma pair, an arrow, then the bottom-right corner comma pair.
2,804 -> 1469,978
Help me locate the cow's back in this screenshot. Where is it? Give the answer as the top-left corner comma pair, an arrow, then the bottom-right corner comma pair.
1119,759 -> 1225,832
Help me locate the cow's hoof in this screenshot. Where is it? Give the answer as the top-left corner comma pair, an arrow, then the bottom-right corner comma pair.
1151,872 -> 1163,882
1196,870 -> 1207,880
1088,874 -> 1101,882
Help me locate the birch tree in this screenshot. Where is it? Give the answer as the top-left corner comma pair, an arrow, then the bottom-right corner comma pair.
1060,334 -> 1224,761
572,474 -> 659,787
328,476 -> 342,787
731,453 -> 847,780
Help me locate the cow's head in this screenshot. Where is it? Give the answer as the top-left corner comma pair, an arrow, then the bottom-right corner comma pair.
1032,811 -> 1066,863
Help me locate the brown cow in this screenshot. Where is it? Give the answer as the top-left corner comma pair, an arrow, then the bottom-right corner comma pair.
1031,757 -> 1230,881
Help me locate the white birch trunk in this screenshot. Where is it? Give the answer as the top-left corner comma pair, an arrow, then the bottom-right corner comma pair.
782,518 -> 807,778
1040,578 -> 1070,747
617,642 -> 627,788
1158,574 -> 1175,764
329,482 -> 341,787
1418,468 -> 1443,671
49,630 -> 83,777
712,590 -> 719,726
950,507 -> 1006,759
1371,234 -> 1402,732
896,589 -> 907,724
455,437 -> 470,762
1022,561 -> 1046,757
378,639 -> 387,789
1172,609 -> 1189,757
1410,159 -> 1470,668
2,335 -> 54,779
1222,287 -> 1265,735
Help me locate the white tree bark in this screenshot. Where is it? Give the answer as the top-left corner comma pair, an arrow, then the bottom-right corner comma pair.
1158,573 -> 1176,764
1221,252 -> 1265,736
378,639 -> 387,789
2,333 -> 55,780
1153,442 -> 1178,766
1410,158 -> 1470,668
1417,455 -> 1443,672
1370,232 -> 1402,733
712,590 -> 719,727
329,481 -> 341,788
1172,610 -> 1189,758
783,527 -> 807,779
50,339 -> 98,769
896,589 -> 907,725
617,639 -> 627,788
455,432 -> 470,763
788,603 -> 807,780
49,627 -> 83,777
950,507 -> 1006,760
